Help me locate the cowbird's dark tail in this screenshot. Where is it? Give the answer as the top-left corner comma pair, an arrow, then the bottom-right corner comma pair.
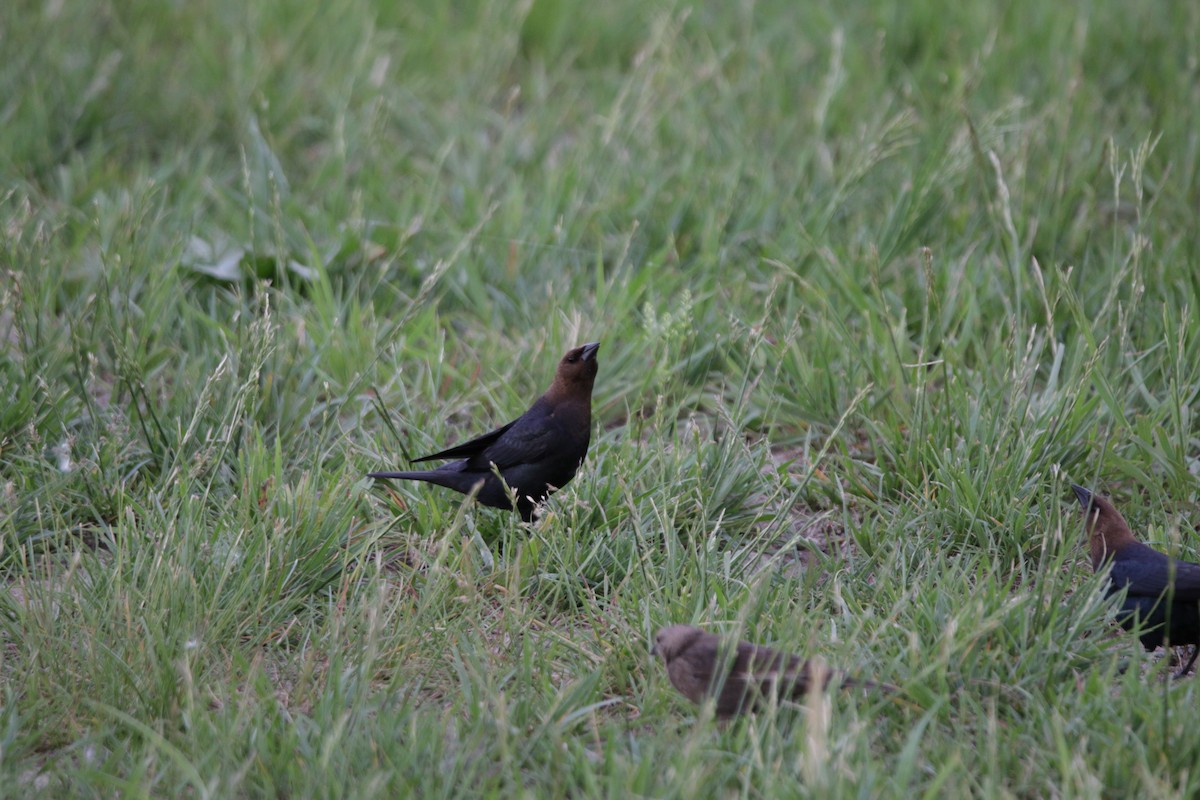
368,470 -> 468,489
367,470 -> 467,491
368,468 -> 489,497
368,470 -> 428,480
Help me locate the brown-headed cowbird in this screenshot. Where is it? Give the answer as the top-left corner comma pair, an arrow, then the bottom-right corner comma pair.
1071,484 -> 1200,677
369,342 -> 600,522
652,624 -> 881,719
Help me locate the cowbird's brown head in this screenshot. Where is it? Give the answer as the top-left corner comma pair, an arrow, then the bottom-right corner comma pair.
546,341 -> 600,403
651,624 -> 704,663
1071,484 -> 1138,568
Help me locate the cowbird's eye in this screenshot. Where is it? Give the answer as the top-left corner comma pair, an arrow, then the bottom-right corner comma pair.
567,354 -> 579,363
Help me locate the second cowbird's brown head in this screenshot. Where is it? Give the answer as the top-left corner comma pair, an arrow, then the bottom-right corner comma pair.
1071,484 -> 1139,569
545,342 -> 600,404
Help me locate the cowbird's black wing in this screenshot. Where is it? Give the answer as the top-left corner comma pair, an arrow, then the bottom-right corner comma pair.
462,412 -> 561,470
412,419 -> 518,463
1111,552 -> 1200,601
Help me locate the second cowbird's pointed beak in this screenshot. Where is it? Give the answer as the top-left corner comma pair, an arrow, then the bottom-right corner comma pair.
1071,484 -> 1093,510
580,342 -> 600,361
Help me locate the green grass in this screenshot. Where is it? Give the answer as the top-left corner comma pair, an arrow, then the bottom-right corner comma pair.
3,0 -> 1200,795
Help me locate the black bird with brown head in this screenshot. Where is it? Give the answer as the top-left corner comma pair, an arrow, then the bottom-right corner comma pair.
370,342 -> 600,522
1071,484 -> 1200,677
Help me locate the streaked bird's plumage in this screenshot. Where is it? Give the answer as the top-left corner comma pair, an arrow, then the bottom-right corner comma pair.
652,624 -> 878,719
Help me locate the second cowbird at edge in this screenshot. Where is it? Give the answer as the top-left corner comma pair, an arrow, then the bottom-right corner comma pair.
652,625 -> 888,719
1071,484 -> 1200,677
369,342 -> 600,522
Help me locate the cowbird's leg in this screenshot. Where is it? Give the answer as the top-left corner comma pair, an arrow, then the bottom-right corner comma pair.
1173,646 -> 1199,679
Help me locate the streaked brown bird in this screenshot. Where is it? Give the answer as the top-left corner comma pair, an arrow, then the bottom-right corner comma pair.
370,342 -> 600,522
651,624 -> 879,719
1071,484 -> 1200,677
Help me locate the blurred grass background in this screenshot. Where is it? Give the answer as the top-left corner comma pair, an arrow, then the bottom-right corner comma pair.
3,0 -> 1200,796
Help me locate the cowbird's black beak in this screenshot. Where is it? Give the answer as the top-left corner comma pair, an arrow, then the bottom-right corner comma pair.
1071,483 -> 1093,510
650,643 -> 658,656
580,342 -> 600,361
